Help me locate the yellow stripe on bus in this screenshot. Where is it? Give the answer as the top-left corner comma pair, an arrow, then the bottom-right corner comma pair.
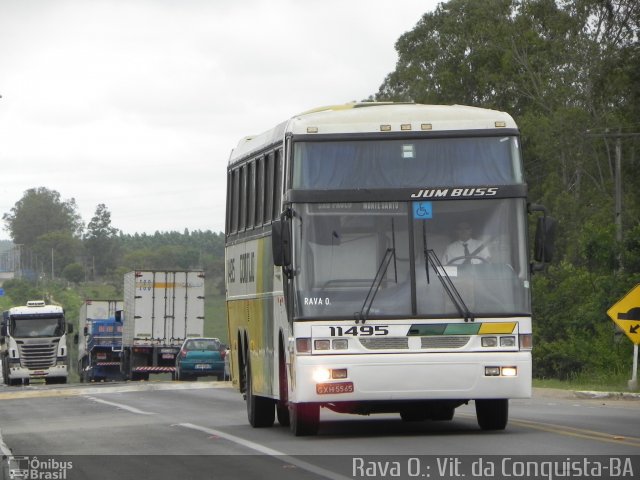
478,322 -> 516,334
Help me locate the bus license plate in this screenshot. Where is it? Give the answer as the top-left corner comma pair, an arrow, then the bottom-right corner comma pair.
196,364 -> 212,369
316,382 -> 354,395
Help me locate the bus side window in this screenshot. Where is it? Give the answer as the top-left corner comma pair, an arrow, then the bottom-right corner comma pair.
273,149 -> 283,221
264,153 -> 274,223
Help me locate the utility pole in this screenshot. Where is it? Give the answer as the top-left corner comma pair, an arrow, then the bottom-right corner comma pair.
614,135 -> 622,244
585,130 -> 640,265
588,129 -> 639,390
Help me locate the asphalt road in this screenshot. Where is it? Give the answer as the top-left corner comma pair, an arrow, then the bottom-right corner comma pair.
1,381 -> 639,480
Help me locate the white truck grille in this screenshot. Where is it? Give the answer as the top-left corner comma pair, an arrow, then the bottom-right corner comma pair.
18,343 -> 57,369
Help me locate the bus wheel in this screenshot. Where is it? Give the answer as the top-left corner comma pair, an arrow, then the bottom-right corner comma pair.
475,399 -> 508,430
399,409 -> 428,422
245,359 -> 275,428
276,402 -> 290,427
289,403 -> 319,436
276,340 -> 290,427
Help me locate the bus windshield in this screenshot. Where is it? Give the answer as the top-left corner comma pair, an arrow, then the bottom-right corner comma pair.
292,199 -> 530,320
11,316 -> 65,338
292,136 -> 523,189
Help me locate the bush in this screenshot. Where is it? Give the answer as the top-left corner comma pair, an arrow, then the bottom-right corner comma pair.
62,263 -> 84,283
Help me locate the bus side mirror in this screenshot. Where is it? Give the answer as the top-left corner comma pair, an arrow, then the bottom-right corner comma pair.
73,333 -> 79,345
534,215 -> 557,263
272,215 -> 292,268
272,219 -> 284,266
1,324 -> 7,337
67,323 -> 74,334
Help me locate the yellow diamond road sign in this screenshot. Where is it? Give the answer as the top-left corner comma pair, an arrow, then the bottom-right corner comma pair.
607,284 -> 640,345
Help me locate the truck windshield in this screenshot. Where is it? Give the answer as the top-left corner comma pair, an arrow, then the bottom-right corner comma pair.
11,316 -> 65,338
291,199 -> 530,320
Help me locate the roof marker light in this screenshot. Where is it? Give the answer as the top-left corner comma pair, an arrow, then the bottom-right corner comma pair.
307,126 -> 319,133
495,121 -> 507,128
401,124 -> 412,131
380,125 -> 392,132
421,123 -> 432,131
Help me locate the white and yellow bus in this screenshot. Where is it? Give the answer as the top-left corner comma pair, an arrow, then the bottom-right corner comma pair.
225,103 -> 554,436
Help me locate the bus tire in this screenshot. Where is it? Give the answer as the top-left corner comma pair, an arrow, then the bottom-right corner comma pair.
276,403 -> 290,427
475,399 -> 508,430
276,336 -> 290,426
289,403 -> 319,436
245,358 -> 275,428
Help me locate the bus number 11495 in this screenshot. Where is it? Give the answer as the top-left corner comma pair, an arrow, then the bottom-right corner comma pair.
329,326 -> 389,337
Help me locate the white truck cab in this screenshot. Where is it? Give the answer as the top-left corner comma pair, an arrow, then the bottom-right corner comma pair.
1,300 -> 72,385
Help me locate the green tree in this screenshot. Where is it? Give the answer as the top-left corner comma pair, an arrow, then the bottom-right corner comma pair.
84,204 -> 120,277
1,278 -> 42,305
2,187 -> 83,246
62,263 -> 85,283
33,231 -> 83,278
375,0 -> 640,381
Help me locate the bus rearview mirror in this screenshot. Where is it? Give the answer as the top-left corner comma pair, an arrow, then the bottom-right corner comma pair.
272,218 -> 292,267
534,216 -> 556,263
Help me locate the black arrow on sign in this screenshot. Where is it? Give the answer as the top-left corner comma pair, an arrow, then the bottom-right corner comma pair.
631,324 -> 640,334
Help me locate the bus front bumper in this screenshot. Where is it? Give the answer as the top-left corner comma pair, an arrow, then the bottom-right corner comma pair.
290,351 -> 531,404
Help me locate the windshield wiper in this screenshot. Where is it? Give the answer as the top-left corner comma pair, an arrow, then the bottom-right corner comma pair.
422,223 -> 474,322
356,219 -> 398,324
356,247 -> 395,324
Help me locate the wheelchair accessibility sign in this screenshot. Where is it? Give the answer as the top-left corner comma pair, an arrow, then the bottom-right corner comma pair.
413,201 -> 432,220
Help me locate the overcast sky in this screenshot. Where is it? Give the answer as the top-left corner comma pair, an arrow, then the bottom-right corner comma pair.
0,0 -> 439,241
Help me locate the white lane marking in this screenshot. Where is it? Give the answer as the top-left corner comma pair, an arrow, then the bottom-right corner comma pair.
85,396 -> 156,415
178,423 -> 351,480
0,381 -> 230,401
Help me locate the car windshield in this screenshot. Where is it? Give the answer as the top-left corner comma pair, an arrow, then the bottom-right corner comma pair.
185,339 -> 220,351
291,199 -> 530,320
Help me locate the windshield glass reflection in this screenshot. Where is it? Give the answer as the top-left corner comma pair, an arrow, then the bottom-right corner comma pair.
292,199 -> 530,320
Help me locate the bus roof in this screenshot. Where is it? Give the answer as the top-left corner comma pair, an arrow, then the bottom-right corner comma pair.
228,103 -> 517,165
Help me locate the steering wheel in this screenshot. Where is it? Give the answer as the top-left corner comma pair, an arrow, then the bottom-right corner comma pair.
445,255 -> 489,266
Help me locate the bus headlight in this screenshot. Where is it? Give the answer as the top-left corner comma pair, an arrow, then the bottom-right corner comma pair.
312,368 -> 331,383
481,336 -> 498,347
332,339 -> 348,350
500,336 -> 516,347
314,340 -> 330,350
332,368 -> 348,379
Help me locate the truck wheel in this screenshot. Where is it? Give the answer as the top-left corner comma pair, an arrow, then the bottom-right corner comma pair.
476,399 -> 508,430
289,403 -> 319,436
245,359 -> 275,428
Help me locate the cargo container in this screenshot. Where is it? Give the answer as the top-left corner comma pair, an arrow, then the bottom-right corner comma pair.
120,271 -> 205,380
